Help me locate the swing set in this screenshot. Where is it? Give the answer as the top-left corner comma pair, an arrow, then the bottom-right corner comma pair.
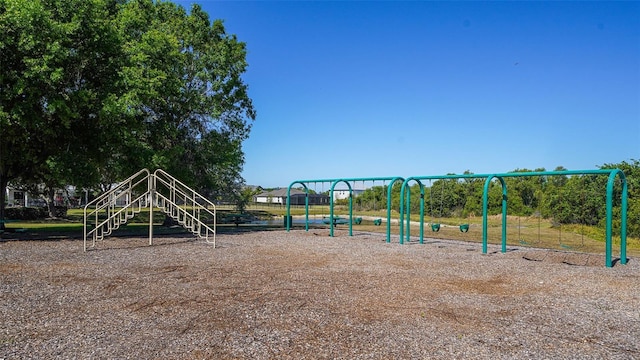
514,175 -> 602,253
399,174 -> 483,245
285,176 -> 405,240
428,179 -> 470,234
287,168 -> 628,268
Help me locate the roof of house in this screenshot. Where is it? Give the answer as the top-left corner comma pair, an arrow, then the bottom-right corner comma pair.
256,188 -> 304,197
297,193 -> 329,197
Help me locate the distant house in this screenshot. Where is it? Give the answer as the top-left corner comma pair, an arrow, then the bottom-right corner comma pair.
290,193 -> 330,206
332,188 -> 365,201
5,187 -> 28,207
254,188 -> 330,205
5,185 -> 81,207
254,188 -> 297,205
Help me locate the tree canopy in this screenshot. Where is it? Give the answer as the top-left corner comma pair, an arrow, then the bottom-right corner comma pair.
349,161 -> 638,237
0,0 -> 255,223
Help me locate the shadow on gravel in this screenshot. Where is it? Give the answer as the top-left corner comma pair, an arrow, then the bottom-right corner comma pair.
522,250 -> 607,267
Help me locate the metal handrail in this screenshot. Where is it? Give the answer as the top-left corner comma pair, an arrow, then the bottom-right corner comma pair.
83,169 -> 151,250
83,169 -> 216,250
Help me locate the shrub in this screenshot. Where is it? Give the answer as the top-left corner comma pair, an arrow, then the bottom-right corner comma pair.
3,206 -> 67,220
5,207 -> 48,220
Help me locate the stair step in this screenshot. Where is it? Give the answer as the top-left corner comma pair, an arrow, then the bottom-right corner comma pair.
84,170 -> 216,247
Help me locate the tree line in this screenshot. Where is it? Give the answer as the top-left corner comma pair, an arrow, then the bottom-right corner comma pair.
0,0 -> 255,225
347,161 -> 638,237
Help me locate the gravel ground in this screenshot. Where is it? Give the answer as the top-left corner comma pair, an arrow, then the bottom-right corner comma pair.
1,229 -> 639,359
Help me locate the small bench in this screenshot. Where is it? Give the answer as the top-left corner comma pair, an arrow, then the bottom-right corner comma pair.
322,216 -> 349,227
0,219 -> 18,227
0,219 -> 26,233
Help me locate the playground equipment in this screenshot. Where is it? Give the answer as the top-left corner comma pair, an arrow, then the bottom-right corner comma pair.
400,174 -> 495,245
481,169 -> 627,268
401,177 -> 474,244
322,216 -> 349,226
83,169 -> 216,251
396,169 -> 627,267
291,168 -> 627,268
429,180 -> 441,232
285,176 -> 404,241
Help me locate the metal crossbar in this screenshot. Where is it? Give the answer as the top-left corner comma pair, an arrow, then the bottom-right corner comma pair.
83,169 -> 216,251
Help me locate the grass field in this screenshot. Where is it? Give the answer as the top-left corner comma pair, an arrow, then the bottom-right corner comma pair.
2,205 -> 637,257
246,204 -> 638,257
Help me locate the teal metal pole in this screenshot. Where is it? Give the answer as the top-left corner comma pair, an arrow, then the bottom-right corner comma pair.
304,186 -> 309,231
387,177 -> 404,243
404,180 -> 425,244
399,179 -> 409,244
605,172 -> 614,267
286,185 -> 292,231
620,172 -> 628,265
482,177 -> 492,254
501,179 -> 508,253
329,184 -> 335,237
386,183 -> 392,243
419,190 -> 425,244
405,184 -> 411,244
348,189 -> 353,236
604,169 -> 628,267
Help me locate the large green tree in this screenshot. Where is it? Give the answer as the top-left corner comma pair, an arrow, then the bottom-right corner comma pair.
0,0 -> 127,222
1,0 -> 255,224
111,0 -> 255,196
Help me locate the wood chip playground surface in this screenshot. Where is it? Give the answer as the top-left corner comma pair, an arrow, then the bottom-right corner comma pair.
1,229 -> 639,359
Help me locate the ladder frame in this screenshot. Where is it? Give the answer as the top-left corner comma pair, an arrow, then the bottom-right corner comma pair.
83,169 -> 216,251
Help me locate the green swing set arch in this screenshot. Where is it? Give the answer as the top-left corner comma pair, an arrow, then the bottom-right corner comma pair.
399,173 -> 498,245
480,169 -> 628,268
286,176 -> 405,242
288,169 -> 627,268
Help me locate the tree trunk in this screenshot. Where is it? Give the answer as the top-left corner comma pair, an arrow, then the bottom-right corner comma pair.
0,175 -> 7,230
47,187 -> 56,218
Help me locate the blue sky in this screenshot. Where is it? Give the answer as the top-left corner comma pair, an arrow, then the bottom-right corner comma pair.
174,1 -> 639,188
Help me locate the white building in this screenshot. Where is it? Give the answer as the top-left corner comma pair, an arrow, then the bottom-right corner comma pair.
254,188 -> 330,205
5,187 -> 28,207
5,185 -> 80,207
254,188 -> 303,205
332,188 -> 365,201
